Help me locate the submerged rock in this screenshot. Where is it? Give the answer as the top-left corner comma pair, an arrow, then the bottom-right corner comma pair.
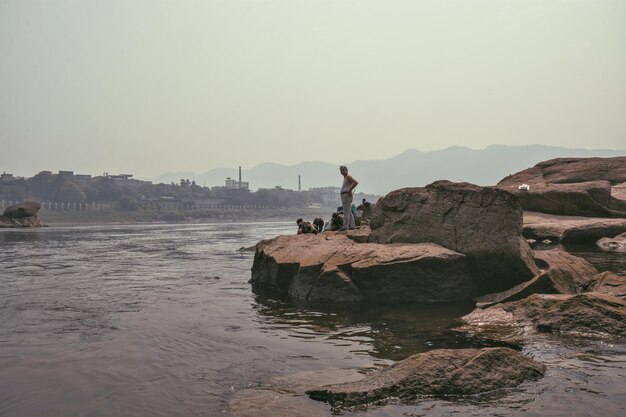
251,234 -> 478,304
228,389 -> 329,417
460,293 -> 626,341
306,348 -> 545,407
369,180 -> 538,294
498,157 -> 626,218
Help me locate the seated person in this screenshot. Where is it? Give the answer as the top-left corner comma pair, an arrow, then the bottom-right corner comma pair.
329,212 -> 343,231
296,218 -> 318,234
358,198 -> 373,223
312,217 -> 324,232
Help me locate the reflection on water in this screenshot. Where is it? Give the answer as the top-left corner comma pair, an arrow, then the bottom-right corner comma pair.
0,223 -> 625,417
254,295 -> 488,361
561,243 -> 626,276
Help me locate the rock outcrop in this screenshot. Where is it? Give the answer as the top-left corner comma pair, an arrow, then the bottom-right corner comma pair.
475,249 -> 598,307
306,348 -> 545,407
459,293 -> 626,341
498,157 -> 626,218
523,212 -> 626,244
369,181 -> 538,294
586,272 -> 626,300
0,201 -> 45,228
251,234 -> 478,304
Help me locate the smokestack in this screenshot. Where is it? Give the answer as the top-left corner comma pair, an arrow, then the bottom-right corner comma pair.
239,166 -> 242,185
298,175 -> 301,192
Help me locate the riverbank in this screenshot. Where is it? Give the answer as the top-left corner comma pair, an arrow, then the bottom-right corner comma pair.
38,207 -> 329,226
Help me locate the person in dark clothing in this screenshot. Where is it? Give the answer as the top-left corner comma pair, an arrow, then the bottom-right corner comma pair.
329,212 -> 343,231
296,218 -> 318,234
312,217 -> 324,232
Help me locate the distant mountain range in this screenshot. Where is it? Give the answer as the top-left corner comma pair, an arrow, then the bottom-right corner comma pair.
149,145 -> 625,195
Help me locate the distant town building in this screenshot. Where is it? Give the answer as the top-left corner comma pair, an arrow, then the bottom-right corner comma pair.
225,177 -> 249,190
0,172 -> 15,182
74,174 -> 92,187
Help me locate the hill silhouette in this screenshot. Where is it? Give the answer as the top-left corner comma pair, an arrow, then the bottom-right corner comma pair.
150,145 -> 625,195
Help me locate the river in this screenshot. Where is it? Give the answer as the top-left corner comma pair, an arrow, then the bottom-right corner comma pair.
0,223 -> 624,416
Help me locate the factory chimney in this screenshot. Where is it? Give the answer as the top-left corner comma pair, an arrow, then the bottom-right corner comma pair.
298,175 -> 301,192
239,166 -> 242,186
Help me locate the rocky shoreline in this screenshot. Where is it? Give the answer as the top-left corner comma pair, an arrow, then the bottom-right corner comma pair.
233,157 -> 626,415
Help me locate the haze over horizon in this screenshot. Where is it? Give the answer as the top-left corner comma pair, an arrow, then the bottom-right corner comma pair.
2,0 -> 625,178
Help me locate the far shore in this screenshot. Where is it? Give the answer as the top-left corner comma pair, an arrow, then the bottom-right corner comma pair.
36,207 -> 331,226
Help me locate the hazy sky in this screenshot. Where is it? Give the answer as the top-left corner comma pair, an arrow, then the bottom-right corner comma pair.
1,0 -> 625,179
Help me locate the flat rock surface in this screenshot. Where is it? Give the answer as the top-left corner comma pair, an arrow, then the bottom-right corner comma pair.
523,211 -> 626,243
498,157 -> 626,217
460,293 -> 626,341
306,348 -> 545,407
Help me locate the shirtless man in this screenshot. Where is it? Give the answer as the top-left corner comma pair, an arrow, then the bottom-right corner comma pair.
338,165 -> 358,231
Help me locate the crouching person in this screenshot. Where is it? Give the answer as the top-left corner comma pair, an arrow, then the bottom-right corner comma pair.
296,218 -> 318,234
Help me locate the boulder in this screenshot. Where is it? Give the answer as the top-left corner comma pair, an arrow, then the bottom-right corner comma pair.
497,157 -> 626,217
369,181 -> 538,294
475,249 -> 598,307
586,272 -> 626,300
523,212 -> 626,244
459,293 -> 626,341
306,348 -> 545,407
251,233 -> 479,304
2,201 -> 40,218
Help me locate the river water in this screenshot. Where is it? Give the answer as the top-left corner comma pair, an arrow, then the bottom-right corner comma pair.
0,223 -> 624,417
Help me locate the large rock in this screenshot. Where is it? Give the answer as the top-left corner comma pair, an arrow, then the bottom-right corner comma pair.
586,272 -> 626,300
0,201 -> 44,228
251,233 -> 479,304
306,348 -> 545,407
475,249 -> 598,307
2,201 -> 40,218
498,157 -> 626,217
369,181 -> 538,294
459,293 -> 626,341
523,212 -> 626,244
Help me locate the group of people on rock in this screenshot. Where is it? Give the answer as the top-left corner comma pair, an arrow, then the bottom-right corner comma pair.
296,165 -> 367,234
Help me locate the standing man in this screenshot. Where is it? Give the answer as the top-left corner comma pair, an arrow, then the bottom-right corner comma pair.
338,165 -> 358,231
